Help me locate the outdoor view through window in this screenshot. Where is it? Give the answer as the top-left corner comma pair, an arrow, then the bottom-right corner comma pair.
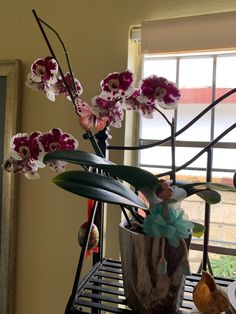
139,51 -> 236,277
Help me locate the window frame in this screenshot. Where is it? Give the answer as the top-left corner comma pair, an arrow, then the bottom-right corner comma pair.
139,51 -> 236,177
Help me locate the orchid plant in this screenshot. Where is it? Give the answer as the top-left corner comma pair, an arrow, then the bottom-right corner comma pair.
2,54 -> 236,270
3,56 -> 181,178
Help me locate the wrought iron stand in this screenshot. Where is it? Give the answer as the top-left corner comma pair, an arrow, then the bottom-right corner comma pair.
64,131 -> 234,314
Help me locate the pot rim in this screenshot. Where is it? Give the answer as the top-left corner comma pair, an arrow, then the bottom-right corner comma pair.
119,219 -> 154,239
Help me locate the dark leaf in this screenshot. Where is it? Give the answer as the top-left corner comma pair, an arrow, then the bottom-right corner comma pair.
44,150 -> 159,190
91,164 -> 159,190
53,170 -> 148,210
186,188 -> 221,204
44,150 -> 115,166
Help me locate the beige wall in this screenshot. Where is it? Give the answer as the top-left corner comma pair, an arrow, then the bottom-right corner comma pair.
1,1 -> 236,313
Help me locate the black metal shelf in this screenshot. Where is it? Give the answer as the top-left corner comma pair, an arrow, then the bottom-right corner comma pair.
72,259 -> 234,314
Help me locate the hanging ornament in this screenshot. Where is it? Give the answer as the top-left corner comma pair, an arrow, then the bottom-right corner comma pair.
78,199 -> 99,257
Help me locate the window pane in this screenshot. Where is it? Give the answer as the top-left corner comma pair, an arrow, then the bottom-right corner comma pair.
177,57 -> 213,141
177,104 -> 211,141
140,146 -> 207,171
216,55 -> 236,88
213,148 -> 236,172
140,110 -> 174,139
179,57 -> 213,88
140,146 -> 172,166
175,147 -> 207,169
211,171 -> 234,184
143,58 -> 176,81
141,166 -> 171,178
214,100 -> 236,142
215,55 -> 236,142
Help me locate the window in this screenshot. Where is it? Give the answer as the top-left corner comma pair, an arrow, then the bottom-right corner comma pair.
130,12 -> 236,276
140,51 -> 236,183
139,51 -> 236,277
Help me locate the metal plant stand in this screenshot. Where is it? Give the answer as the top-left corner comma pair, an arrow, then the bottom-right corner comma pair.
68,259 -> 234,314
65,130 -> 235,314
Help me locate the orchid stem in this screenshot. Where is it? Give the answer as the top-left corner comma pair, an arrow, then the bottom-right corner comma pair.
32,9 -> 104,158
108,88 -> 236,151
171,118 -> 176,185
153,107 -> 176,184
32,10 -> 75,105
32,9 -> 77,96
154,107 -> 172,127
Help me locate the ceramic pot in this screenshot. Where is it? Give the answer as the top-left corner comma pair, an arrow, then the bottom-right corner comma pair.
119,220 -> 190,314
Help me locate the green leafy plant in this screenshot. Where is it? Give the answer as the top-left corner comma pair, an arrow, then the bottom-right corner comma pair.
210,255 -> 236,279
44,149 -> 236,242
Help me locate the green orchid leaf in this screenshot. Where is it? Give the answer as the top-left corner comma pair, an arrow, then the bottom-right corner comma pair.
44,150 -> 159,190
191,222 -> 205,238
178,181 -> 236,192
52,170 -> 148,210
186,188 -> 221,204
44,150 -> 115,166
92,165 -> 159,190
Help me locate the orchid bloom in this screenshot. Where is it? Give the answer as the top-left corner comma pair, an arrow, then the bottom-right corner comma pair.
3,131 -> 45,178
91,96 -> 124,128
100,70 -> 135,100
38,128 -> 78,171
3,156 -> 42,180
122,89 -> 156,118
30,57 -> 58,84
26,57 -> 59,101
9,131 -> 44,162
25,56 -> 181,131
55,72 -> 83,99
25,73 -> 59,101
2,128 -> 78,178
138,75 -> 180,109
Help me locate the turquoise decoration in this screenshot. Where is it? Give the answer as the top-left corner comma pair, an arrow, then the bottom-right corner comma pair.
142,212 -> 176,239
142,202 -> 194,247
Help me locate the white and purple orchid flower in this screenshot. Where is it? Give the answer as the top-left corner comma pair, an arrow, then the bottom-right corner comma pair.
100,70 -> 135,100
25,57 -> 181,131
138,75 -> 181,109
55,72 -> 83,99
3,128 -> 78,179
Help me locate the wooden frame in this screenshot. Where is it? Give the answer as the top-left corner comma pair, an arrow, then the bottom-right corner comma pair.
0,60 -> 21,314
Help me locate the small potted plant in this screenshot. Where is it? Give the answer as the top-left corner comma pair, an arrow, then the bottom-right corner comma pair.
3,54 -> 236,314
3,13 -> 236,314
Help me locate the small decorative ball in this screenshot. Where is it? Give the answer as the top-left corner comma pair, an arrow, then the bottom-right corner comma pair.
78,222 -> 99,250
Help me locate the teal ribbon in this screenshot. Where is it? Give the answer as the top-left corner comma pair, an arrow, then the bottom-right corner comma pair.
142,203 -> 193,247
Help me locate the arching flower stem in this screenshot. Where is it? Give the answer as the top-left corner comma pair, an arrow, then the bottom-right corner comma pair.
153,107 -> 176,184
171,118 -> 176,185
154,106 -> 172,127
32,10 -> 104,158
